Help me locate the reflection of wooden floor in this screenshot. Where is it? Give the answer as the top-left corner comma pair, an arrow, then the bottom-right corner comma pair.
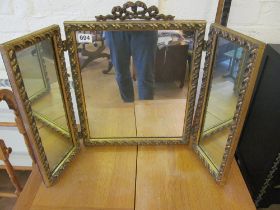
36,121 -> 73,172
204,80 -> 237,131
81,58 -> 187,138
200,62 -> 238,169
200,128 -> 229,168
18,53 -> 69,132
31,83 -> 68,132
135,99 -> 186,137
87,105 -> 136,138
86,99 -> 186,138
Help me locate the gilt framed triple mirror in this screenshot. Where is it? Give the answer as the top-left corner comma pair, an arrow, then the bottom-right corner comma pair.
0,1 -> 265,186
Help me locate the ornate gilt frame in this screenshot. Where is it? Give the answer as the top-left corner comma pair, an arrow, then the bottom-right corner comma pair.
64,2 -> 206,145
192,23 -> 265,183
202,118 -> 232,139
0,25 -> 80,186
64,20 -> 205,145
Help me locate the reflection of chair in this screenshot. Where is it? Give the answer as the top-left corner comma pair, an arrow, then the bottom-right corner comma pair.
0,89 -> 34,198
78,31 -> 113,73
0,139 -> 22,197
0,89 -> 35,164
155,42 -> 189,88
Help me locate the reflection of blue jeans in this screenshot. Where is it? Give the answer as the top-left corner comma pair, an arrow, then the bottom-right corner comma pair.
105,31 -> 158,102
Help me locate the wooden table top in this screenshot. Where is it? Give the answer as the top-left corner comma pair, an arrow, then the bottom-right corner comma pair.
14,144 -> 256,210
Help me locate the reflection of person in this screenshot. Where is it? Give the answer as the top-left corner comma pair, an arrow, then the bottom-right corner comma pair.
105,31 -> 158,102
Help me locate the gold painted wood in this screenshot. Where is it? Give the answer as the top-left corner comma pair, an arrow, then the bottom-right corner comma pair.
0,25 -> 80,186
192,23 -> 266,183
95,1 -> 175,21
215,0 -> 232,26
29,145 -> 137,210
135,145 -> 256,210
215,0 -> 225,24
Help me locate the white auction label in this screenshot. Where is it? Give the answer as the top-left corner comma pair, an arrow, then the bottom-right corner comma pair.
77,33 -> 93,43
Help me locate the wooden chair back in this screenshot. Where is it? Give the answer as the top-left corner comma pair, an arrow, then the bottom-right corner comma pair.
0,139 -> 22,197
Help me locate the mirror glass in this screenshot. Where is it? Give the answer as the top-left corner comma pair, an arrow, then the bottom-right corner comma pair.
76,30 -> 194,139
198,37 -> 247,169
15,39 -> 74,171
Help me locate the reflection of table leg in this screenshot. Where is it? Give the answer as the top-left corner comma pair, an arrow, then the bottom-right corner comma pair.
79,43 -> 113,73
179,52 -> 192,88
81,51 -> 110,69
223,46 -> 239,80
223,58 -> 238,80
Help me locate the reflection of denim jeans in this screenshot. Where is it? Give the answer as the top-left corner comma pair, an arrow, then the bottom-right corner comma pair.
105,31 -> 158,102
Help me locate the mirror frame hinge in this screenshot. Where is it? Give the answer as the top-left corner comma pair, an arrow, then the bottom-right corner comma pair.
62,40 -> 68,51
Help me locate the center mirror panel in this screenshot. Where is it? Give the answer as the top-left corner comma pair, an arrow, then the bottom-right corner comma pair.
78,30 -> 192,139
64,20 -> 206,145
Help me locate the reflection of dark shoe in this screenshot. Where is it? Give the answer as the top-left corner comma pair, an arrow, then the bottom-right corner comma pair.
102,61 -> 113,74
122,95 -> 135,103
31,49 -> 36,56
123,99 -> 134,103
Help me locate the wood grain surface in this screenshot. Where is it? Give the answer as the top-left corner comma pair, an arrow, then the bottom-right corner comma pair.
15,144 -> 256,210
13,165 -> 42,210
135,145 -> 255,210
29,145 -> 137,210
